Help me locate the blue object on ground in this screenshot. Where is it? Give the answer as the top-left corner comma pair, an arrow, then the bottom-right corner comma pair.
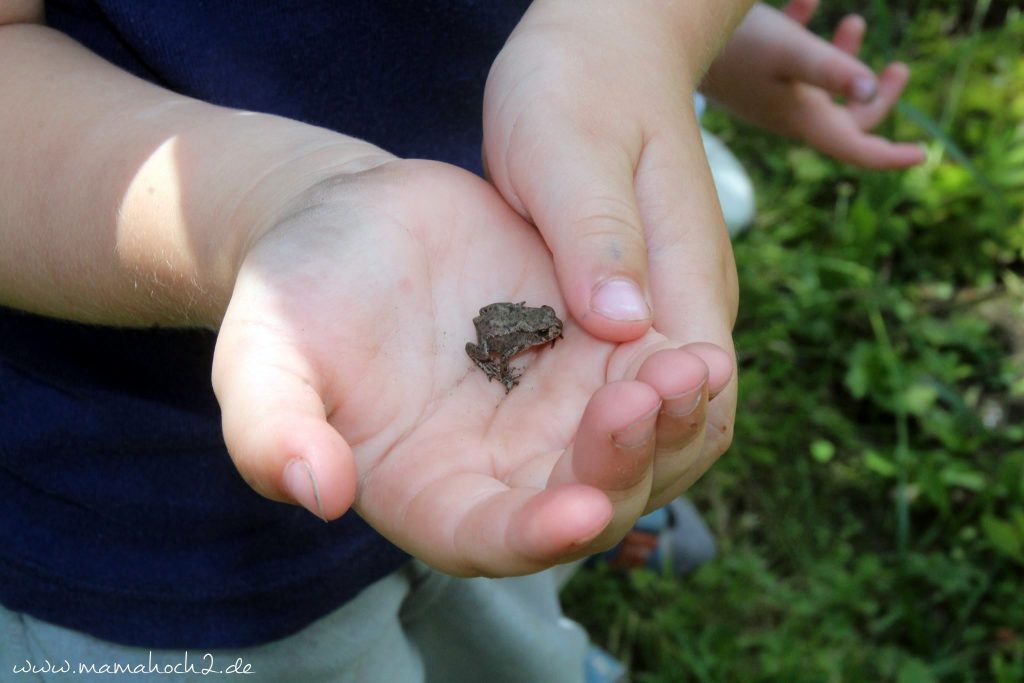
584,645 -> 628,683
593,498 -> 717,576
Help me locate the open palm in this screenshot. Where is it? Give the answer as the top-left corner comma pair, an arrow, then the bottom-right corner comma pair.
213,160 -> 728,576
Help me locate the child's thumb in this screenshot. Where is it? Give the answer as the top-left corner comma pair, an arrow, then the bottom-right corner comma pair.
212,333 -> 357,521
497,124 -> 654,343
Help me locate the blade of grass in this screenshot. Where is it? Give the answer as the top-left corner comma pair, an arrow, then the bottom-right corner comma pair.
866,301 -> 910,557
869,0 -> 894,61
939,0 -> 993,133
899,100 -> 1008,212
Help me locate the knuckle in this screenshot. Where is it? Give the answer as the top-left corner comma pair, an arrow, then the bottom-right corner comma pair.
570,195 -> 645,248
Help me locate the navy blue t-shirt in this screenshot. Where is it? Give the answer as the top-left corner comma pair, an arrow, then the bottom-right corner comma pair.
0,0 -> 528,648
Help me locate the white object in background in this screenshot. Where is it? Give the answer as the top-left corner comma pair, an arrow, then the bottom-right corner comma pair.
694,93 -> 756,236
701,127 -> 756,236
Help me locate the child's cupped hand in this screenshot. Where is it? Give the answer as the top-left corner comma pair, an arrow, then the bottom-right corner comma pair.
211,159 -> 731,577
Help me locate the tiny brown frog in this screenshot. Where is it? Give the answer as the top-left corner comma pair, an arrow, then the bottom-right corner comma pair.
465,302 -> 564,393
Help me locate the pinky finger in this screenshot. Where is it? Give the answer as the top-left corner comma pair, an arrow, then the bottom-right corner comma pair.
812,127 -> 926,170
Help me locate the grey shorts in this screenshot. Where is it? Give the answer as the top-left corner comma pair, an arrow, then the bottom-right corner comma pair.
0,561 -> 587,683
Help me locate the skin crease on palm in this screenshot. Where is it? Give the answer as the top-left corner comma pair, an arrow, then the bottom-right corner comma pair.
212,160 -> 733,578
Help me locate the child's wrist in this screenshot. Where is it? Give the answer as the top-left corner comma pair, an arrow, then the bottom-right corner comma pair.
527,0 -> 753,77
138,114 -> 393,329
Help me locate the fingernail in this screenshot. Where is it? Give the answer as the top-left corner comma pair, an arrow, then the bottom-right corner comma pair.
570,524 -> 607,548
612,404 -> 660,449
284,459 -> 327,522
590,278 -> 651,322
852,76 -> 877,103
663,379 -> 706,417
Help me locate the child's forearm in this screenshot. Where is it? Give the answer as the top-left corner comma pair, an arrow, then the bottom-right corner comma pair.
523,0 -> 756,87
0,23 -> 389,328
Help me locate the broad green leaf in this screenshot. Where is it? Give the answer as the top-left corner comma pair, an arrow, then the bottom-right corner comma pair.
982,515 -> 1024,561
811,440 -> 836,464
864,450 -> 898,478
901,383 -> 939,416
940,469 -> 986,492
897,658 -> 938,683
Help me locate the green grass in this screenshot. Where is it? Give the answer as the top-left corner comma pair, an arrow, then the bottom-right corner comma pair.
561,6 -> 1024,682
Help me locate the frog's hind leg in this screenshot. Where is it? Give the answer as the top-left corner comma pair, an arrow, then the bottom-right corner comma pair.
500,357 -> 522,393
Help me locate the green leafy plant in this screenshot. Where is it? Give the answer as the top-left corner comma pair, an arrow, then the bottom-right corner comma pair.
563,7 -> 1024,682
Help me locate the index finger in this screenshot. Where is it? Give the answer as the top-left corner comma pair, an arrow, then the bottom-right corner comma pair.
632,113 -> 740,468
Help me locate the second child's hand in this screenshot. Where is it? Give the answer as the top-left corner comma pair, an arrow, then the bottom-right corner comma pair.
703,0 -> 927,169
482,0 -> 748,492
